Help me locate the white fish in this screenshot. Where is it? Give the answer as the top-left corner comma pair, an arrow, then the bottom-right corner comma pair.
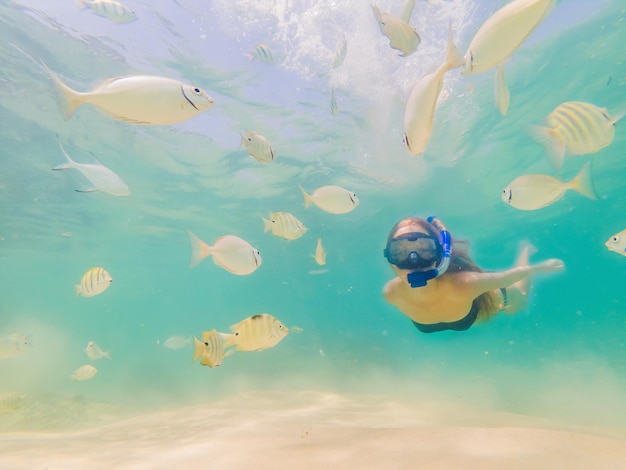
403,24 -> 464,156
77,0 -> 137,23
605,229 -> 626,257
494,63 -> 510,116
45,66 -> 213,124
332,36 -> 347,68
245,44 -> 275,64
192,330 -> 234,368
308,269 -> 328,275
330,87 -> 339,117
371,1 -> 420,57
225,314 -> 289,352
241,131 -> 274,164
75,267 -> 113,297
188,231 -> 262,275
531,101 -> 624,170
313,238 -> 326,266
501,161 -> 596,211
54,142 -> 130,196
0,333 -> 32,360
262,212 -> 307,240
71,364 -> 98,382
85,340 -> 111,360
299,184 -> 359,214
463,0 -> 557,75
163,335 -> 191,350
0,392 -> 25,413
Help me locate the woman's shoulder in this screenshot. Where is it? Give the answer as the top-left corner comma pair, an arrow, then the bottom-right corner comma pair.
383,277 -> 402,303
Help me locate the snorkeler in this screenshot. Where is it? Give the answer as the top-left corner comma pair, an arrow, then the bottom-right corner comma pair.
382,216 -> 564,333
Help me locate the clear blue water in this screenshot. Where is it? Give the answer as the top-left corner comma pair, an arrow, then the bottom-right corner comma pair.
1,0 -> 625,433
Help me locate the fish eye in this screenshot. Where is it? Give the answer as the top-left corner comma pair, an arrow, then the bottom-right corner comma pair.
613,236 -> 619,242
235,332 -> 239,336
193,87 -> 201,94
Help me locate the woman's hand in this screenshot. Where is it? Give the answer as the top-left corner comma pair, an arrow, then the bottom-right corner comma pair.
534,259 -> 565,273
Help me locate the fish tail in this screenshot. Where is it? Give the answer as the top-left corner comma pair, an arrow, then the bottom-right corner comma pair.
244,52 -> 255,62
443,21 -> 464,71
262,217 -> 272,233
529,125 -> 565,171
44,64 -> 84,120
192,337 -> 205,362
371,4 -> 383,23
569,161 -> 597,200
74,284 -> 82,296
187,230 -> 212,268
219,332 -> 235,348
53,141 -> 76,171
298,184 -> 312,209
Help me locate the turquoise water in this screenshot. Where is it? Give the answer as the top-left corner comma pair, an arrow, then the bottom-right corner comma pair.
1,0 -> 625,435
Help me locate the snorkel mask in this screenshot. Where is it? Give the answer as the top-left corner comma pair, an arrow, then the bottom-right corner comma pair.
383,216 -> 452,288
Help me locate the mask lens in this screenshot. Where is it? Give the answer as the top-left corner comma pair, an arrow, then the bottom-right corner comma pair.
385,234 -> 440,269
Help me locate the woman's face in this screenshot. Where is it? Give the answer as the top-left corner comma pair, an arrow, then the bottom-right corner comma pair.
387,223 -> 439,277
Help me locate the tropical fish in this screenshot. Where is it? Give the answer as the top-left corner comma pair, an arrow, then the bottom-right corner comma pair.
313,238 -> 326,266
45,66 -> 213,124
262,212 -> 307,240
245,44 -> 275,64
332,36 -> 347,68
0,392 -> 25,413
501,161 -> 596,211
299,184 -> 359,214
494,63 -> 510,116
54,142 -> 130,196
71,364 -> 98,382
605,229 -> 626,257
85,340 -> 111,360
241,131 -> 274,164
163,335 -> 192,350
403,23 -> 464,156
0,333 -> 32,360
75,267 -> 113,297
463,0 -> 556,75
371,0 -> 420,57
531,101 -> 624,170
330,87 -> 339,117
188,231 -> 262,275
192,330 -> 234,368
225,314 -> 289,352
77,0 -> 137,23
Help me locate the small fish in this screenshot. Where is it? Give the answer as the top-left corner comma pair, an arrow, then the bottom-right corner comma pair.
75,267 -> 113,297
241,131 -> 274,164
262,212 -> 307,240
530,101 -> 624,170
330,87 -> 339,117
313,238 -> 326,266
308,269 -> 328,275
299,184 -> 359,214
77,0 -> 137,23
332,36 -> 347,68
0,392 -> 25,413
188,231 -> 262,275
85,340 -> 111,360
192,330 -> 234,368
54,142 -> 130,196
501,161 -> 596,211
0,333 -> 32,360
225,314 -> 289,352
463,0 -> 557,75
45,66 -> 213,124
245,44 -> 275,64
494,63 -> 510,116
163,335 -> 191,350
71,364 -> 98,382
403,23 -> 464,156
605,229 -> 626,257
371,1 -> 420,57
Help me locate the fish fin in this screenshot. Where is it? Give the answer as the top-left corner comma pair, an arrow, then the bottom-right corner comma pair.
298,184 -> 312,209
529,125 -> 565,171
371,4 -> 383,23
192,337 -> 205,362
53,140 -> 77,171
262,217 -> 273,233
223,346 -> 236,358
74,284 -> 82,296
494,64 -> 510,116
104,351 -> 111,360
43,64 -> 84,120
75,188 -> 98,193
443,21 -> 464,71
187,230 -> 212,268
569,161 -> 597,200
610,111 -> 625,126
398,0 -> 415,23
244,53 -> 255,62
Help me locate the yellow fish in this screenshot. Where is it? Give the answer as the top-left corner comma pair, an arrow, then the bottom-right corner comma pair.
531,101 -> 624,170
192,330 -> 234,368
188,231 -> 262,275
501,161 -> 596,211
313,238 -> 326,266
371,1 -> 420,57
225,314 -> 289,352
332,36 -> 347,69
245,44 -> 275,64
45,66 -> 213,124
85,340 -> 111,360
605,229 -> 626,257
299,185 -> 359,214
241,131 -> 274,164
263,212 -> 307,240
494,64 -> 510,116
71,364 -> 98,382
0,333 -> 32,360
75,267 -> 112,297
77,0 -> 137,23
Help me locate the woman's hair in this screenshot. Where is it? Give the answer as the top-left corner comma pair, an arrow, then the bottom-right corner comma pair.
388,217 -> 499,321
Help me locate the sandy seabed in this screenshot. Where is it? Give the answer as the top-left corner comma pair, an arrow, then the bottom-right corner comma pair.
0,390 -> 625,470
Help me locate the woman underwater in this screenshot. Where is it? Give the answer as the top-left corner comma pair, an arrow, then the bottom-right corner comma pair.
383,216 -> 564,333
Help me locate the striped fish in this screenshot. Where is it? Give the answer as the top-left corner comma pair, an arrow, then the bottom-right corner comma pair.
77,0 -> 137,24
192,330 -> 234,368
225,314 -> 289,352
75,267 -> 113,297
531,101 -> 624,170
371,2 -> 420,57
245,44 -> 275,64
262,212 -> 307,240
330,87 -> 339,117
332,36 -> 347,69
241,131 -> 274,164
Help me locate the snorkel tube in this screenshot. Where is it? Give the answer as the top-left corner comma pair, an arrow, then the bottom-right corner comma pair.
407,216 -> 452,288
